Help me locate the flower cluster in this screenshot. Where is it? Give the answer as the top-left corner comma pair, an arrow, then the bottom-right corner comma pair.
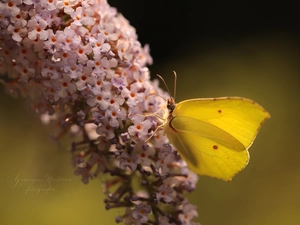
0,0 -> 199,224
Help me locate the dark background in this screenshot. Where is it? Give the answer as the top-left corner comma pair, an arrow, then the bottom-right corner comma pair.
109,1 -> 300,71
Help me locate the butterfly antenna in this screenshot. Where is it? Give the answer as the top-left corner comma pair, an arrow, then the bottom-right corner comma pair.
157,74 -> 173,98
157,94 -> 167,101
173,71 -> 177,101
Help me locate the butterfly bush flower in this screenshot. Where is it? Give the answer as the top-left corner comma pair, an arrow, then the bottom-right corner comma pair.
0,0 -> 200,224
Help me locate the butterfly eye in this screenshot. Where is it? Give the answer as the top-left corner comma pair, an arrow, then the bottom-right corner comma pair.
167,98 -> 175,111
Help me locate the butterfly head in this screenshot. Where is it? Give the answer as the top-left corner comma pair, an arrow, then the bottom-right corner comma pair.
156,72 -> 177,115
167,97 -> 176,114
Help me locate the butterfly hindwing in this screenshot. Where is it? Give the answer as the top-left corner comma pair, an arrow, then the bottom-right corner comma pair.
165,116 -> 249,181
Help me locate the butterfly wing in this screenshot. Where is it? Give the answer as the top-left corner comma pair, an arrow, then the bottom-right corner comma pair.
173,97 -> 270,149
165,97 -> 270,181
165,116 -> 249,181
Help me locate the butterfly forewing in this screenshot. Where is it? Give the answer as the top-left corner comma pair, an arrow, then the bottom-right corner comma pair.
173,97 -> 270,149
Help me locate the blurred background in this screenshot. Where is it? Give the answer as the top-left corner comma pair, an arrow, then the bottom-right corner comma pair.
1,1 -> 300,224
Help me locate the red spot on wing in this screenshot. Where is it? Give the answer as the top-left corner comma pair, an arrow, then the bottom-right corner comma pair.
213,145 -> 218,150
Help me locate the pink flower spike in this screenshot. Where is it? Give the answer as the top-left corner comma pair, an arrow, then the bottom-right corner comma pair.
131,204 -> 152,224
128,116 -> 153,142
1,0 -> 22,16
27,18 -> 48,40
56,0 -> 78,14
135,144 -> 155,167
156,184 -> 176,203
179,203 -> 199,225
96,118 -> 115,140
0,1 -> 200,224
119,152 -> 138,171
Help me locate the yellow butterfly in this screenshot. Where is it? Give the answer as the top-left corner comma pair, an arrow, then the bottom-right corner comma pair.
159,72 -> 270,181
